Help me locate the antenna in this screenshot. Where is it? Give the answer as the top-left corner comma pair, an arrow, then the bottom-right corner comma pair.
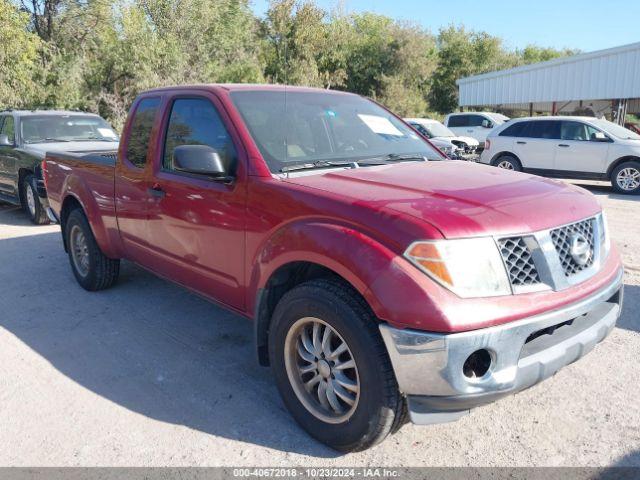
284,27 -> 288,164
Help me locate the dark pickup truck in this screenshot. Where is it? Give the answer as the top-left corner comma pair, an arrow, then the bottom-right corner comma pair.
0,110 -> 119,223
43,85 -> 623,451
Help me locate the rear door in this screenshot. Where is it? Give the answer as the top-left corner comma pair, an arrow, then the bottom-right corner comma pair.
555,120 -> 610,175
144,93 -> 247,310
512,120 -> 561,170
115,96 -> 162,259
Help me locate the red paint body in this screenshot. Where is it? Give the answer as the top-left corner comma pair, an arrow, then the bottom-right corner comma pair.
45,85 -> 622,333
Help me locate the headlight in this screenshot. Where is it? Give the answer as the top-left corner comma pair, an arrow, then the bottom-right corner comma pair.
404,238 -> 511,298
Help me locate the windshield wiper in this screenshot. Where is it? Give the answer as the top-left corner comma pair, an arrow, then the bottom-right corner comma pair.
29,138 -> 71,143
280,160 -> 360,173
358,153 -> 428,163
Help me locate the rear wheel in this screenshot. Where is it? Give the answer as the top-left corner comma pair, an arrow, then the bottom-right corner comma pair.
22,174 -> 49,224
611,161 -> 640,194
492,154 -> 521,171
65,208 -> 120,291
268,278 -> 404,452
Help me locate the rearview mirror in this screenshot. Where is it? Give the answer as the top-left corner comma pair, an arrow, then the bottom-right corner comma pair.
173,145 -> 228,177
481,119 -> 493,128
0,134 -> 12,146
591,131 -> 609,142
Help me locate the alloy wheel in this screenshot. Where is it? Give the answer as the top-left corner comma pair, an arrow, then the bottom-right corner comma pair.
616,167 -> 640,191
284,317 -> 360,424
69,225 -> 90,277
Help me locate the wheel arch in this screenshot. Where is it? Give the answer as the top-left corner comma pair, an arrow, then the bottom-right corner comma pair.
606,155 -> 640,178
254,261 -> 370,366
489,151 -> 521,166
17,167 -> 34,205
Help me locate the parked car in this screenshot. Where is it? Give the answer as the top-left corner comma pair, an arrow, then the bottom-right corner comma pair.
625,122 -> 640,135
479,116 -> 640,194
444,112 -> 510,147
0,110 -> 119,223
405,117 -> 480,154
44,85 -> 622,452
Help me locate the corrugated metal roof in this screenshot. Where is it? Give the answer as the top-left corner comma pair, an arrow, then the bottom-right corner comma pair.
457,42 -> 640,106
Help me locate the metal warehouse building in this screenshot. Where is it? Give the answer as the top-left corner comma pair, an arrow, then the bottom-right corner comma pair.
457,42 -> 640,124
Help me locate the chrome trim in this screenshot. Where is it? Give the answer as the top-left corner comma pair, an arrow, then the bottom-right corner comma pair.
379,267 -> 623,398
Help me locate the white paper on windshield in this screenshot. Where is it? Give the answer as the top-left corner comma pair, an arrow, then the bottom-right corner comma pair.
357,114 -> 403,136
97,128 -> 118,139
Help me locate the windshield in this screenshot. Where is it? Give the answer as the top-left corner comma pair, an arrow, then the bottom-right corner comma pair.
589,119 -> 640,140
21,115 -> 119,144
486,113 -> 509,124
230,90 -> 443,172
424,121 -> 455,137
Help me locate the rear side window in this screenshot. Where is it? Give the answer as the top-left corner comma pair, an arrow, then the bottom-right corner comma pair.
447,115 -> 469,127
500,122 -> 527,137
162,97 -> 237,174
521,120 -> 560,139
126,97 -> 161,168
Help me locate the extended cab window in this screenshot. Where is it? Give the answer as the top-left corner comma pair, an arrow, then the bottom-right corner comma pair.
162,98 -> 237,175
126,97 -> 160,168
467,115 -> 486,127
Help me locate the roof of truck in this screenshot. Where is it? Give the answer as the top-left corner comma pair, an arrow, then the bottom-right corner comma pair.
143,83 -> 356,95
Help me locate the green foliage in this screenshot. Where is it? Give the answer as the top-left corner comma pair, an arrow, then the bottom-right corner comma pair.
1,0 -> 578,126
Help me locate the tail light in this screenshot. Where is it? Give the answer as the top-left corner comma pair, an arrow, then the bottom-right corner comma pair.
41,160 -> 49,189
484,139 -> 491,151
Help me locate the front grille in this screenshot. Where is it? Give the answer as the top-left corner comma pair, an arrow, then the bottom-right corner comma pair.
550,218 -> 595,276
498,237 -> 541,287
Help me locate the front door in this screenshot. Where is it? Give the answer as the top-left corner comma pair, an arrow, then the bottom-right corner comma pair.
555,121 -> 611,175
0,116 -> 17,194
144,94 -> 247,310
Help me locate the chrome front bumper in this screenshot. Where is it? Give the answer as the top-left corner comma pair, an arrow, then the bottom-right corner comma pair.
379,268 -> 624,425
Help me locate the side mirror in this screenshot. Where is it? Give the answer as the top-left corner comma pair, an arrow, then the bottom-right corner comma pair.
481,119 -> 493,129
173,145 -> 228,177
591,131 -> 609,142
0,134 -> 12,146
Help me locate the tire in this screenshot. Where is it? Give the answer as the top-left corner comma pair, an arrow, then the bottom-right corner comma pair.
65,208 -> 120,291
492,154 -> 522,172
22,174 -> 49,225
611,161 -> 640,195
268,278 -> 404,452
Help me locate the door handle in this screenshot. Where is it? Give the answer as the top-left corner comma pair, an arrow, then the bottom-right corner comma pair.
558,144 -> 570,147
147,184 -> 165,198
516,141 -> 527,145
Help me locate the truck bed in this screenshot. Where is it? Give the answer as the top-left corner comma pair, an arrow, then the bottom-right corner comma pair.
44,149 -> 118,224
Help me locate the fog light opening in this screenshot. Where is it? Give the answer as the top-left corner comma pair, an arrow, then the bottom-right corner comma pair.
463,349 -> 492,379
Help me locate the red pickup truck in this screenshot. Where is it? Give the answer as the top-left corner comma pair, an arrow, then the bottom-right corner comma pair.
43,84 -> 623,452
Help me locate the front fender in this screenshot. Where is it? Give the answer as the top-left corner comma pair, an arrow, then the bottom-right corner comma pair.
248,220 -> 444,330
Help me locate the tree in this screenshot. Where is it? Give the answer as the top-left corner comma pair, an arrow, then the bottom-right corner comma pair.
0,0 -> 41,108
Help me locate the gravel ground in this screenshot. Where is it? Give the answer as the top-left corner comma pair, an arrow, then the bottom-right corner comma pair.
0,180 -> 638,467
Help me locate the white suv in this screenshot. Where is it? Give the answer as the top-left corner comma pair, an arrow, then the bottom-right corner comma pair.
444,112 -> 510,147
479,116 -> 640,194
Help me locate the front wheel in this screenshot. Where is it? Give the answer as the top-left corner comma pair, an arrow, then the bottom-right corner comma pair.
65,208 -> 120,291
492,154 -> 522,171
22,174 -> 49,224
268,279 -> 404,452
611,161 -> 640,194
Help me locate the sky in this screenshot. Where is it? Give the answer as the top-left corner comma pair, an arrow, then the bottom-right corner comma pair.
251,0 -> 640,53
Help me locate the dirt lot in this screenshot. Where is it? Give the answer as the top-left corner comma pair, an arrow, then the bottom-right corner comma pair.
0,180 -> 638,467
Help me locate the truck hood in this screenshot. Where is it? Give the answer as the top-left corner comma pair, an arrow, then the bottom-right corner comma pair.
20,141 -> 119,159
283,161 -> 601,239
